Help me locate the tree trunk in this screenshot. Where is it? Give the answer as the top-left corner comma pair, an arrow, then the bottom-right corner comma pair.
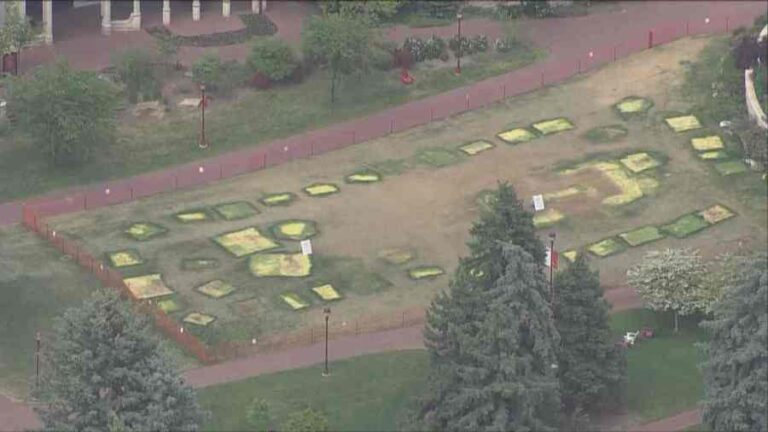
674,310 -> 679,333
330,69 -> 337,103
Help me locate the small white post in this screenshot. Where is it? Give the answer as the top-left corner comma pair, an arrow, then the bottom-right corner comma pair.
163,0 -> 171,26
42,0 -> 53,44
222,0 -> 231,17
101,0 -> 112,35
193,0 -> 201,21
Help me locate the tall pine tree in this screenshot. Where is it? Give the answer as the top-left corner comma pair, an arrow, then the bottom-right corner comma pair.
34,289 -> 206,432
700,253 -> 767,432
553,254 -> 626,417
417,244 -> 561,431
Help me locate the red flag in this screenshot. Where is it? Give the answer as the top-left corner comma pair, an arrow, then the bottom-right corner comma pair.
552,250 -> 559,269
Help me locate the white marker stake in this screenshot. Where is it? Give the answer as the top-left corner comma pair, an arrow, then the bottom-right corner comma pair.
533,194 -> 545,212
301,239 -> 313,255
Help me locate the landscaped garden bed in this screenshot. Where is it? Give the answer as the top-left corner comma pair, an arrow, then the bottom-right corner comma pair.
213,201 -> 259,221
661,213 -> 709,238
303,183 -> 340,197
125,222 -> 168,241
122,274 -> 174,300
212,227 -> 280,257
249,253 -> 313,278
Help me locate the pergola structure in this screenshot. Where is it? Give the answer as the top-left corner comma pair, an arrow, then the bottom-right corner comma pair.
16,0 -> 269,44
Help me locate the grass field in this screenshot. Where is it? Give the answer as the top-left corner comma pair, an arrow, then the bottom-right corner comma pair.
198,309 -> 707,431
44,36 -> 767,351
0,27 -> 542,203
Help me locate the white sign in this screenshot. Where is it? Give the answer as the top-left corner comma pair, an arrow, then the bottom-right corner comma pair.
533,194 -> 545,212
300,239 -> 313,255
545,247 -> 552,268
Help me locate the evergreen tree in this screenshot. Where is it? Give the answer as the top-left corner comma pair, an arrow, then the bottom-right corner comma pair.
553,254 -> 626,417
700,253 -> 767,432
467,182 -> 547,285
34,289 -> 206,432
417,244 -> 561,431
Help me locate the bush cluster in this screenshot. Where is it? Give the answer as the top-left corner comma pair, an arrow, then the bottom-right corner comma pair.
494,36 -> 521,53
146,14 -> 277,48
191,54 -> 248,96
449,35 -> 489,55
246,38 -> 298,82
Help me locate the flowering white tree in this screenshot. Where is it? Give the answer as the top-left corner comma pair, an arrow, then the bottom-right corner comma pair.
627,248 -> 711,332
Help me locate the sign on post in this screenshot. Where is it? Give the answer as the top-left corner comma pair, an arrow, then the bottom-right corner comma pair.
533,194 -> 545,212
300,239 -> 313,255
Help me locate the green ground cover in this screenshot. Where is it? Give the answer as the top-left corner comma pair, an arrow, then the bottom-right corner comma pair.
582,124 -> 628,143
199,309 -> 707,431
0,31 -> 542,202
661,213 -> 710,238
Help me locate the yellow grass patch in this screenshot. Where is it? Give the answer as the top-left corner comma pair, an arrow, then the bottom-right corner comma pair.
533,208 -> 565,228
497,128 -> 537,144
312,284 -> 342,301
408,266 -> 445,280
249,253 -> 313,277
378,248 -> 415,265
690,135 -> 724,151
108,250 -> 143,268
303,183 -> 340,197
665,115 -> 702,132
123,274 -> 174,300
562,250 -> 578,262
594,162 -> 644,206
175,212 -> 209,222
543,186 -> 583,201
183,312 -> 216,326
620,152 -> 661,173
345,172 -> 381,183
271,220 -> 317,241
261,193 -> 295,206
213,227 -> 279,258
459,140 -> 495,155
698,150 -> 728,160
281,293 -> 309,310
698,204 -> 735,225
615,97 -> 652,113
196,280 -> 237,299
531,118 -> 575,135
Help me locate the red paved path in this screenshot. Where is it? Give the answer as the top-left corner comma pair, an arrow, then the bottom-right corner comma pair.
2,1 -> 764,226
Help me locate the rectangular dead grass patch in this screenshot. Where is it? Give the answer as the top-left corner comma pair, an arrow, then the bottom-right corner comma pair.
125,222 -> 168,241
196,280 -> 237,299
214,201 -> 259,221
408,266 -> 445,280
665,115 -> 702,132
619,226 -> 665,247
714,160 -> 748,176
303,183 -> 340,197
698,204 -> 735,225
174,209 -> 212,223
281,293 -> 310,310
497,127 -> 538,144
249,253 -> 313,277
458,140 -> 495,156
212,227 -> 280,258
107,249 -> 144,268
311,284 -> 342,301
260,192 -> 296,206
587,238 -> 626,257
661,214 -> 709,238
183,312 -> 216,326
690,136 -> 724,151
531,117 -> 575,135
123,274 -> 174,299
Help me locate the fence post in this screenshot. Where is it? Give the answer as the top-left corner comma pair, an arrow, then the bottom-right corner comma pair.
540,71 -> 545,88
430,107 -> 434,121
613,46 -> 617,62
725,17 -> 729,32
578,59 -> 581,74
402,311 -> 405,327
355,320 -> 359,335
686,21 -> 690,36
648,29 -> 654,49
310,327 -> 314,344
262,152 -> 267,168
219,164 -> 224,180
83,194 -> 88,210
130,187 -> 134,201
465,93 -> 470,110
174,175 -> 178,189
390,118 -> 394,133
352,130 -> 357,145
502,84 -> 507,98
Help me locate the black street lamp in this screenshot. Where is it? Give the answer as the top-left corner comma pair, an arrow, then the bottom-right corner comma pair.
198,84 -> 208,149
322,307 -> 331,377
455,12 -> 463,75
548,232 -> 556,304
35,331 -> 41,388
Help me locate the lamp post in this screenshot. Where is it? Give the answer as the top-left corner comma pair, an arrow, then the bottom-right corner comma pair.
198,84 -> 208,149
35,331 -> 41,388
548,232 -> 556,304
322,307 -> 331,377
455,12 -> 463,75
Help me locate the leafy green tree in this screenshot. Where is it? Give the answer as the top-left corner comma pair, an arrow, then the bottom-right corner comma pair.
553,254 -> 626,417
1,1 -> 36,75
246,38 -> 298,82
246,398 -> 272,431
33,289 -> 206,431
700,252 -> 767,432
283,408 -> 330,432
6,61 -> 120,166
627,248 -> 710,332
416,243 -> 561,431
112,48 -> 161,103
155,32 -> 180,69
302,13 -> 379,102
192,53 -> 223,88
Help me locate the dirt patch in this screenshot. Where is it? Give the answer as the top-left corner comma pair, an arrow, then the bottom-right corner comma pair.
48,36 -> 767,343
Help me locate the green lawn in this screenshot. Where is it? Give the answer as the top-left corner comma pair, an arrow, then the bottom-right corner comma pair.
198,350 -> 428,432
199,309 -> 707,430
0,34 -> 542,203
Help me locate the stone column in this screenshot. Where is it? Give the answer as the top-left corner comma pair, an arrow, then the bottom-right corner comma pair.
251,0 -> 258,13
101,0 -> 112,35
192,0 -> 200,21
42,0 -> 53,44
132,0 -> 141,29
162,0 -> 170,26
222,0 -> 230,18
19,0 -> 26,18
261,0 -> 267,13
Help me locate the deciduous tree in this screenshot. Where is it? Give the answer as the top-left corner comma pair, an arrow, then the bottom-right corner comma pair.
302,13 -> 379,103
553,254 -> 626,418
1,1 -> 36,75
6,61 -> 120,166
246,38 -> 298,82
627,248 -> 710,331
34,289 -> 206,431
700,252 -> 767,432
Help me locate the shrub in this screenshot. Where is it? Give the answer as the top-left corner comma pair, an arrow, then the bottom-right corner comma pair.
370,46 -> 395,70
448,35 -> 472,55
521,0 -> 554,18
403,36 -> 427,62
469,35 -> 489,53
423,35 -> 447,60
495,3 -> 524,20
495,36 -> 522,53
246,38 -> 297,82
112,48 -> 161,103
192,53 -> 223,88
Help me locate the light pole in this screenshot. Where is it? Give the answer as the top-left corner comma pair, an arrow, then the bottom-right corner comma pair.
322,307 -> 331,377
549,232 -> 556,304
455,12 -> 463,75
198,84 -> 208,149
35,331 -> 41,388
